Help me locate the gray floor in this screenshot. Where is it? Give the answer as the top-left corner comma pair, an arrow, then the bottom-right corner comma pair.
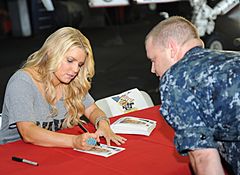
0,15 -> 161,112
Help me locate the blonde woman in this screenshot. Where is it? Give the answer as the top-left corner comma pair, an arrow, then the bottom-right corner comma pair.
0,27 -> 126,150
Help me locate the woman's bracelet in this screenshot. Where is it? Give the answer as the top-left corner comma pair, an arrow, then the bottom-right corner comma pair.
94,116 -> 110,129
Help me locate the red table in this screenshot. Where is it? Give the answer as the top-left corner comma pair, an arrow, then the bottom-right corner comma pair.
0,106 -> 192,175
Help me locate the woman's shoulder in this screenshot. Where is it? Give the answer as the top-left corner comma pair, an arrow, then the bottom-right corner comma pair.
8,69 -> 33,85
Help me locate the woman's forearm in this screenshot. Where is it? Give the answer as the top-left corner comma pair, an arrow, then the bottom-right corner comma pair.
17,122 -> 75,148
85,103 -> 108,127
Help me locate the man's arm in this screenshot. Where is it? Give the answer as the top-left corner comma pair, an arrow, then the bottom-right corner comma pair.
188,148 -> 225,175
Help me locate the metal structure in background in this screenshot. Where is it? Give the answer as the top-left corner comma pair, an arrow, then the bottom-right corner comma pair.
234,38 -> 240,47
132,0 -> 240,50
84,0 -> 240,50
190,0 -> 239,37
7,0 -> 32,37
41,0 -> 54,11
88,0 -> 129,7
0,113 -> 2,130
189,0 -> 240,50
6,0 -> 240,50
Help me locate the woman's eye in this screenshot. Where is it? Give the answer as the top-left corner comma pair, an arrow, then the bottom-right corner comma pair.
67,58 -> 73,63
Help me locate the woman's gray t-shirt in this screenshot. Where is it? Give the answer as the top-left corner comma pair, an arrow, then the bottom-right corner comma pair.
0,70 -> 94,144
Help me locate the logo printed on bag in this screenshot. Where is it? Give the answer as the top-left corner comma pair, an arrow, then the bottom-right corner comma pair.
112,93 -> 137,113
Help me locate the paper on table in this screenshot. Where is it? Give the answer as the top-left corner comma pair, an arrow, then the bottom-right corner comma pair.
110,116 -> 157,136
74,144 -> 125,157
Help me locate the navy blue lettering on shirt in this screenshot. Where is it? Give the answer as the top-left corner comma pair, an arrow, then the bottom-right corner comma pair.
36,118 -> 65,131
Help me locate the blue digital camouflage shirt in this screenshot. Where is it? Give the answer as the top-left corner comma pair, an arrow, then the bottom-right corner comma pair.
160,46 -> 240,174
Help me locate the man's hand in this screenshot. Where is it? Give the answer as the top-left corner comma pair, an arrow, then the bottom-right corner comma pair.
188,148 -> 225,175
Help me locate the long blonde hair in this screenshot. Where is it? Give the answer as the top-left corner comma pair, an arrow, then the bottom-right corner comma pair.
22,27 -> 95,128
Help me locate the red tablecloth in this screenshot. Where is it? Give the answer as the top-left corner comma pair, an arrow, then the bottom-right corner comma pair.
0,106 -> 192,175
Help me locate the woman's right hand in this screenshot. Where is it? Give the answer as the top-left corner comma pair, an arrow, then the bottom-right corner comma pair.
72,132 -> 99,150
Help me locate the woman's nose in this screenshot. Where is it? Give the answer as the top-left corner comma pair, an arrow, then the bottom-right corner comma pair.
73,63 -> 80,73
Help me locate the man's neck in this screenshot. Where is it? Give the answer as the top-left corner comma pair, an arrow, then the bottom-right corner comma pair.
177,38 -> 204,59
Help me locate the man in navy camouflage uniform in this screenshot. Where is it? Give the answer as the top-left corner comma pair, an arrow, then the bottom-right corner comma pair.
145,16 -> 240,175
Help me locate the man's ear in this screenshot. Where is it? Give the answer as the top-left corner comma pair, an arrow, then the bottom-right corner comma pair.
168,38 -> 178,61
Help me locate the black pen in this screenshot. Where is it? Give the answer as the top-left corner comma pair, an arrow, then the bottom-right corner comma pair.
12,156 -> 39,166
78,123 -> 101,146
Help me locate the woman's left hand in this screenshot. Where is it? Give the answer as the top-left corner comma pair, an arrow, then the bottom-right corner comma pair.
95,121 -> 127,146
